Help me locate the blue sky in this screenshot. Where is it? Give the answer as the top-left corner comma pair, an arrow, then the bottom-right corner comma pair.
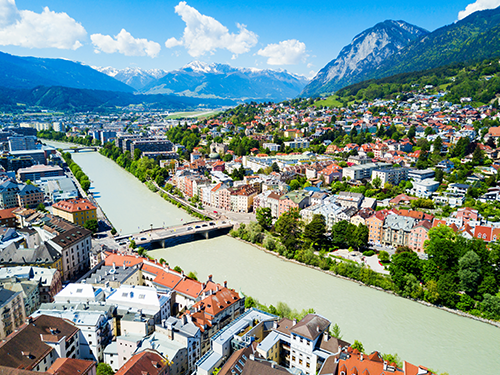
0,0 -> 496,77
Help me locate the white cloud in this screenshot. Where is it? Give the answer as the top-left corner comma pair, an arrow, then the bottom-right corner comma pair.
458,0 -> 500,20
91,29 -> 161,58
165,1 -> 258,57
0,0 -> 86,49
257,39 -> 307,65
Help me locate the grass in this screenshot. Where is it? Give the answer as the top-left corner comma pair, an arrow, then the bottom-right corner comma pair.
314,95 -> 344,108
166,110 -> 215,119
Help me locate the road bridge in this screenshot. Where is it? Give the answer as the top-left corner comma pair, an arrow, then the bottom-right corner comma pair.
59,146 -> 99,152
115,220 -> 233,249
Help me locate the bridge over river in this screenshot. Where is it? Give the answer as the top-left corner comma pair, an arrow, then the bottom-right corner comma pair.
115,220 -> 233,249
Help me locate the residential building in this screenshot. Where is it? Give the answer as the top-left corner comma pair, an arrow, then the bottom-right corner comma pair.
336,191 -> 364,209
0,314 -> 81,372
336,347 -> 435,375
347,155 -> 371,165
410,179 -> 440,198
371,167 -> 408,186
0,266 -> 62,304
0,207 -> 17,227
196,309 -> 276,375
40,216 -> 92,281
0,280 -> 39,316
382,215 -> 416,248
343,163 -> 390,181
263,143 -> 280,152
17,165 -> 64,182
32,304 -> 113,362
0,180 -> 20,209
52,198 -> 97,227
46,358 -> 97,375
8,136 -> 36,152
113,332 -> 185,375
17,184 -> 44,208
106,285 -> 171,324
157,316 -> 201,374
114,349 -> 169,375
408,169 -> 435,182
350,207 -> 374,226
278,191 -> 310,217
0,287 -> 26,339
409,220 -> 432,253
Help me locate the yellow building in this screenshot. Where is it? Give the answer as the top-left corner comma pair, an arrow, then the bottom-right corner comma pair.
52,198 -> 97,226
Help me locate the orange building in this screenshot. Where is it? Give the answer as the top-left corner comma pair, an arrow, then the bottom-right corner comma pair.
52,198 -> 97,226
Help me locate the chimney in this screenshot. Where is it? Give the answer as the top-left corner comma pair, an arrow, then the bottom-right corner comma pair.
223,281 -> 227,288
123,263 -> 126,269
208,274 -> 212,282
249,354 -> 254,361
273,320 -> 278,330
316,325 -> 320,333
182,315 -> 187,324
323,331 -> 328,342
112,262 -> 116,271
360,353 -> 363,361
383,361 -> 388,371
292,319 -> 297,326
181,271 -> 184,277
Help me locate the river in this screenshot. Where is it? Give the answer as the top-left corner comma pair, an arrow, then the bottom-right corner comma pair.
45,141 -> 500,374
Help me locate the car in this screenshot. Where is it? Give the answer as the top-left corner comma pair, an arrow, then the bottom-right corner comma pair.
209,222 -> 215,226
202,224 -> 208,227
195,225 -> 200,229
140,237 -> 147,240
213,211 -> 218,213
118,241 -> 126,246
187,227 -> 193,230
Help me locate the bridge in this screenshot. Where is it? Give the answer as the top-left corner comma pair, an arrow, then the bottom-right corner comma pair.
59,146 -> 99,152
114,220 -> 234,249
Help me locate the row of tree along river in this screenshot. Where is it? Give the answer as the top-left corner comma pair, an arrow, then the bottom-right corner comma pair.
45,141 -> 499,375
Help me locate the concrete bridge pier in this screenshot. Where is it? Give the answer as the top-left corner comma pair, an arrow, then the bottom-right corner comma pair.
203,231 -> 210,240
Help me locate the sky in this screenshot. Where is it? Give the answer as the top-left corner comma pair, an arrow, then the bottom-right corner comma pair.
0,0 -> 498,78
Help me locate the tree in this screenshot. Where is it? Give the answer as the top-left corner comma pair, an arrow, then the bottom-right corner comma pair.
223,154 -> 232,162
378,251 -> 390,263
372,176 -> 382,189
330,323 -> 343,339
472,145 -> 484,165
36,203 -> 47,212
129,240 -> 136,249
110,227 -> 117,235
275,208 -> 302,254
303,214 -> 327,249
331,220 -> 349,247
389,251 -> 422,291
97,363 -> 115,375
351,340 -> 365,353
458,250 -> 482,296
187,271 -> 198,280
435,168 -> 444,183
289,179 -> 301,190
433,136 -> 443,154
353,224 -> 369,250
272,162 -> 280,172
155,174 -> 165,186
256,207 -> 273,230
407,125 -> 416,139
84,219 -> 99,233
174,266 -> 183,273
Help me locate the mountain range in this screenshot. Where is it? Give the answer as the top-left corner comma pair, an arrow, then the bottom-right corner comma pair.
301,20 -> 428,97
96,61 -> 309,101
302,6 -> 500,97
0,51 -> 133,93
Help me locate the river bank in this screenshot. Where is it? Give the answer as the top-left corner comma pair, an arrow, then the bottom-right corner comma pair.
230,235 -> 500,329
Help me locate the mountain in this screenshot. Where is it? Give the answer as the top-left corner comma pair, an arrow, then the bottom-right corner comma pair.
136,61 -> 309,101
301,20 -> 428,97
0,85 -> 236,113
367,6 -> 500,80
94,66 -> 167,90
0,51 -> 134,93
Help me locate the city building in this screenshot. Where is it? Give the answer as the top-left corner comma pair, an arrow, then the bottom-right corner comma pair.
114,349 -> 169,375
17,184 -> 44,208
8,136 -> 37,152
17,165 -> 64,182
52,198 -> 97,227
0,314 -> 81,372
0,287 -> 26,339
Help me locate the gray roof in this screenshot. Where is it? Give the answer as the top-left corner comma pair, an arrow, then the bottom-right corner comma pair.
290,314 -> 330,341
383,215 -> 416,231
0,242 -> 60,265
